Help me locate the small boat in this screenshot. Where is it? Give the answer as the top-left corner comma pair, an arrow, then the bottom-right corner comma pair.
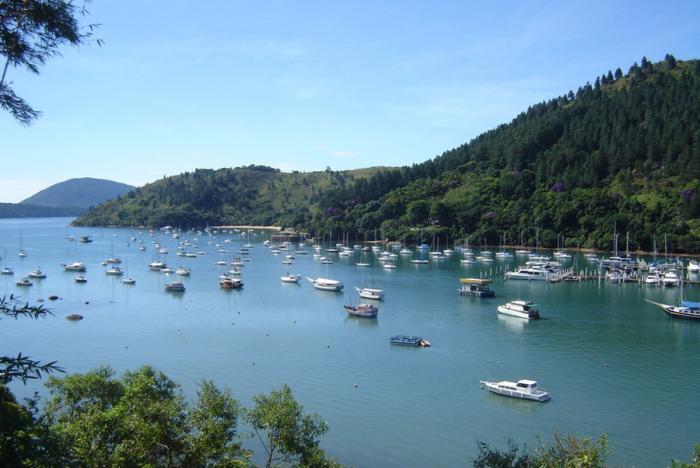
343,303 -> 378,318
160,267 -> 174,274
458,278 -> 495,297
104,257 -> 121,264
688,260 -> 700,273
281,273 -> 301,283
15,277 -> 33,287
62,262 -> 86,272
175,267 -> 191,276
219,276 -> 243,289
282,259 -> 293,265
497,300 -> 541,320
410,259 -> 429,264
355,262 -> 370,267
1,266 -> 14,275
662,269 -> 680,287
105,266 -> 123,276
148,261 -> 167,271
75,275 -> 87,283
18,249 -> 28,257
390,335 -> 430,347
122,277 -> 136,285
79,236 -> 93,243
355,286 -> 384,300
644,271 -> 661,286
399,248 -> 412,255
165,281 -> 186,292
480,379 -> 550,402
382,263 -> 396,269
28,268 -> 46,279
306,277 -> 344,291
645,299 -> 700,320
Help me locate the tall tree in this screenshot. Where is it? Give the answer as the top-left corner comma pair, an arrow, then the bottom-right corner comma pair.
0,0 -> 99,124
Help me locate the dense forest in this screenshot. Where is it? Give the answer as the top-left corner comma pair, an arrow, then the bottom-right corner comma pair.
0,202 -> 83,218
75,56 -> 700,252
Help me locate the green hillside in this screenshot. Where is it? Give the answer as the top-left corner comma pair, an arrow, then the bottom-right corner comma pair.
21,177 -> 134,209
0,203 -> 83,218
75,56 -> 700,252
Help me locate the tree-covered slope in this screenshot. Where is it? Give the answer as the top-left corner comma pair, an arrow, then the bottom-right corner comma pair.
0,203 -> 83,218
21,177 -> 134,209
76,56 -> 700,252
74,166 -> 391,228
314,56 -> 700,252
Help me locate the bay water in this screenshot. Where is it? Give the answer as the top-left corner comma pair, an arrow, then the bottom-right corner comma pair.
2,218 -> 699,467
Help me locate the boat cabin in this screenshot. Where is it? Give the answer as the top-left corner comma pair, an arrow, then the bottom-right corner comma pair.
459,278 -> 495,297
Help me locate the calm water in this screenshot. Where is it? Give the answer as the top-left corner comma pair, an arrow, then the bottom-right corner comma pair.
2,218 -> 699,467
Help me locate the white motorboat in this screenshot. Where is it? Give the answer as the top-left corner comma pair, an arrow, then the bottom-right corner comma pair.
306,277 -> 344,292
662,269 -> 680,287
74,275 -> 87,283
382,263 -> 396,269
480,379 -> 550,402
105,266 -> 124,276
175,267 -> 191,276
505,267 -> 549,281
15,277 -> 33,286
688,260 -> 700,273
355,286 -> 384,300
165,281 -> 185,292
1,266 -> 14,275
410,259 -> 429,264
28,267 -> 46,279
497,300 -> 541,320
281,273 -> 301,283
399,248 -> 412,255
644,271 -> 661,285
122,277 -> 136,285
62,262 -> 86,272
148,261 -> 167,271
355,262 -> 370,267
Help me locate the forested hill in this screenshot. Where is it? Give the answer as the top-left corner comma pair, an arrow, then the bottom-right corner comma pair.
75,56 -> 700,252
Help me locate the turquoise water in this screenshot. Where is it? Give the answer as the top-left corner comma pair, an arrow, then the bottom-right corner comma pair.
2,218 -> 699,467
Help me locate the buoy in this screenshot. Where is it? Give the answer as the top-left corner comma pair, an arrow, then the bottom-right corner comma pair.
48,295 -> 59,301
353,383 -> 358,388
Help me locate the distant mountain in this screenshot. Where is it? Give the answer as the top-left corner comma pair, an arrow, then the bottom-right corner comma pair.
0,203 -> 84,219
21,178 -> 135,209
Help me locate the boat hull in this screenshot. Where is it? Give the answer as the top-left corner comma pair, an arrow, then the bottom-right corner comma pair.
497,305 -> 538,320
480,381 -> 550,402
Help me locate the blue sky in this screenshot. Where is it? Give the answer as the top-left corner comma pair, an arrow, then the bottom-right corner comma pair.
2,0 -> 700,202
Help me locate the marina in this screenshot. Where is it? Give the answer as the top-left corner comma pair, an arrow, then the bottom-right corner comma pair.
1,217 -> 699,467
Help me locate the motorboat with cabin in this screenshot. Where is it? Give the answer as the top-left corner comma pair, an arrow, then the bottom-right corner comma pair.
497,300 -> 541,320
281,273 -> 301,283
458,278 -> 495,297
75,275 -> 87,283
165,281 -> 186,292
306,277 -> 344,291
343,303 -> 378,318
28,267 -> 46,279
219,276 -> 243,289
479,379 -> 550,402
390,335 -> 431,347
62,262 -> 86,272
15,277 -> 33,287
355,287 -> 384,300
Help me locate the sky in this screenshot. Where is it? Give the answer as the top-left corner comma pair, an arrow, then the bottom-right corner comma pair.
1,0 -> 700,202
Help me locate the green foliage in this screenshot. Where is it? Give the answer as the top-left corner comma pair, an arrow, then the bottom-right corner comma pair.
246,384 -> 335,468
671,445 -> 700,467
1,295 -> 63,384
43,366 -> 249,467
0,0 -> 99,124
471,434 -> 607,468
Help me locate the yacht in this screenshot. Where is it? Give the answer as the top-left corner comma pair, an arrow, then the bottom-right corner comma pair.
645,299 -> 700,321
219,276 -> 243,289
687,260 -> 700,273
165,281 -> 186,292
662,269 -> 680,287
644,271 -> 661,286
175,267 -> 191,276
105,266 -> 124,276
306,277 -> 344,292
15,277 -> 33,287
28,267 -> 46,279
148,261 -> 167,271
355,287 -> 385,300
479,379 -> 550,402
281,273 -> 301,283
505,267 -> 550,281
62,262 -> 86,272
497,300 -> 541,320
122,277 -> 136,285
343,303 -> 378,318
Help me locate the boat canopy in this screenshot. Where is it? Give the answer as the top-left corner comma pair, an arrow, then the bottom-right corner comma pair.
460,278 -> 492,285
681,301 -> 700,309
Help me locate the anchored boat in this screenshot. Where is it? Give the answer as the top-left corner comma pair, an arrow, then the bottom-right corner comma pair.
497,300 -> 541,320
343,303 -> 378,318
458,278 -> 495,297
645,299 -> 700,321
480,379 -> 550,402
306,277 -> 344,292
390,335 -> 431,347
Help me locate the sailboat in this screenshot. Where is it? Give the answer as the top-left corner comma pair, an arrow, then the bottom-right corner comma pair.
18,231 -> 27,257
1,248 -> 14,275
495,232 -> 513,258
